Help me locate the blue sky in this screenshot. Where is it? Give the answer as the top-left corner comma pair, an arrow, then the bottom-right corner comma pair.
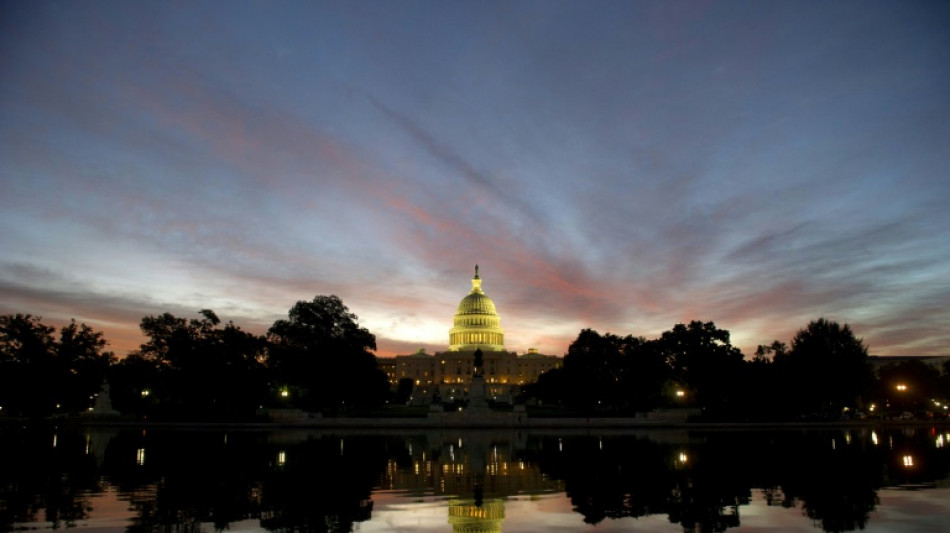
1,0 -> 948,357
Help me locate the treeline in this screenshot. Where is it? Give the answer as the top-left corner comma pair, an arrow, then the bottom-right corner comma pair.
0,296 -> 389,420
2,299 -> 949,421
525,318 -> 950,420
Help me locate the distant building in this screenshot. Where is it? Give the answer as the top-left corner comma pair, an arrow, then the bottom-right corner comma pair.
378,266 -> 561,404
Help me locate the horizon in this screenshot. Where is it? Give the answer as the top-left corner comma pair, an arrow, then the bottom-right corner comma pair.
2,2 -> 948,359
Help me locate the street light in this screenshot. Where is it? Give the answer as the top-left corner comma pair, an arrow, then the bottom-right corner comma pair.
896,384 -> 908,391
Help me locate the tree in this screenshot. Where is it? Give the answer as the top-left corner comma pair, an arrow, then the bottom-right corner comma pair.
780,318 -> 871,415
126,309 -> 268,419
561,329 -> 625,411
267,296 -> 389,412
0,314 -> 114,417
0,314 -> 57,417
653,321 -> 745,414
736,340 -> 788,421
394,378 -> 415,405
543,329 -> 668,413
754,341 -> 788,363
618,336 -> 670,411
875,359 -> 941,415
56,320 -> 115,412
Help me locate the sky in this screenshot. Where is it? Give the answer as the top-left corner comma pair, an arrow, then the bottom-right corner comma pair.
1,0 -> 949,358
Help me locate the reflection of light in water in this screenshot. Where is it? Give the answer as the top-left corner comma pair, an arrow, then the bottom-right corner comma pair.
85,433 -> 91,455
448,497 -> 505,533
340,438 -> 344,456
599,438 -> 603,450
903,455 -> 914,467
52,433 -> 58,448
845,433 -> 852,445
136,448 -> 146,465
832,439 -> 836,450
278,451 -> 286,466
871,432 -> 879,446
937,434 -> 945,449
558,438 -> 562,452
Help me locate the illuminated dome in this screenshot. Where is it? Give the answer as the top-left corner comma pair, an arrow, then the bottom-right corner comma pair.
448,265 -> 505,351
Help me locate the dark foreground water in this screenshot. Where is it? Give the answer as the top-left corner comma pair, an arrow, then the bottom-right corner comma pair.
2,424 -> 949,532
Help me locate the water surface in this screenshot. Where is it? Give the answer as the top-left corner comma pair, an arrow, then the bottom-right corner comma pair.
3,425 -> 949,532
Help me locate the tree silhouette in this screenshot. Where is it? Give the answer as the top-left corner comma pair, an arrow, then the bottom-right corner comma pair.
653,321 -> 745,415
778,318 -> 872,416
0,314 -> 114,417
267,295 -> 389,413
121,310 -> 268,419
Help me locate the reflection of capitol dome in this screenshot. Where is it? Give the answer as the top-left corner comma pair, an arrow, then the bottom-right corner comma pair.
448,497 -> 505,533
448,265 -> 505,351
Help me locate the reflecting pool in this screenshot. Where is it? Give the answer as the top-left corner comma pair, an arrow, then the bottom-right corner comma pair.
2,425 -> 949,532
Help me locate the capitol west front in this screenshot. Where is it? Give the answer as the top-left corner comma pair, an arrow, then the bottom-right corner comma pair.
379,267 -> 562,405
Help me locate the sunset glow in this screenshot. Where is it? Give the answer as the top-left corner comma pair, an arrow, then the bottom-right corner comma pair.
1,2 -> 948,358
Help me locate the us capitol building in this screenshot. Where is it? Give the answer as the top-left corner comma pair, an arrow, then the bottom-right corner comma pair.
379,266 -> 561,405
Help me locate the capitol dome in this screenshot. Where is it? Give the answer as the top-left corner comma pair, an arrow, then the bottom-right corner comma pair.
448,265 -> 505,351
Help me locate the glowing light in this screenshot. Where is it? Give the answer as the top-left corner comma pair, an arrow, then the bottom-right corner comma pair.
896,384 -> 908,391
136,448 -> 146,465
280,388 -> 289,398
141,389 -> 150,397
871,431 -> 879,446
278,451 -> 286,466
937,434 -> 945,448
676,390 -> 686,398
903,455 -> 914,467
678,453 -> 688,463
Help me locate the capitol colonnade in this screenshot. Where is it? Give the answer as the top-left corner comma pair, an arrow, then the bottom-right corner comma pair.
379,267 -> 561,405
